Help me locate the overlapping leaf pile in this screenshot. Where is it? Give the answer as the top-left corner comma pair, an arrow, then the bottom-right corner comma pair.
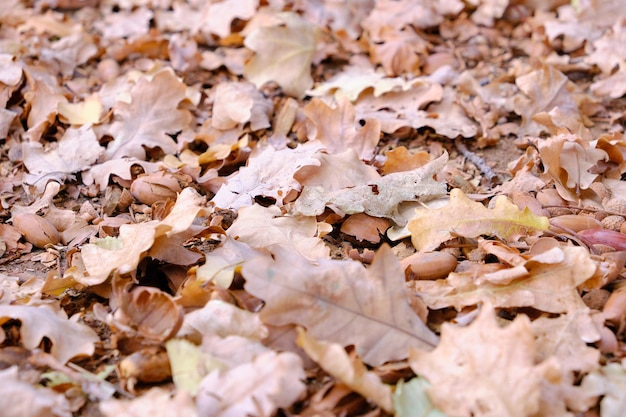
1,0 -> 626,416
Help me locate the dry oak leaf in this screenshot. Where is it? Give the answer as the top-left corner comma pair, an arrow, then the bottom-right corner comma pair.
510,65 -> 581,137
242,244 -> 439,367
226,204 -> 330,261
536,133 -> 608,202
412,246 -> 597,314
196,237 -> 264,289
197,0 -> 258,39
81,188 -> 206,284
211,141 -> 323,210
196,351 -> 306,417
410,303 -> 560,417
0,366 -> 72,417
0,304 -> 98,364
582,363 -> 626,417
243,12 -> 318,98
295,152 -> 448,226
303,97 -> 381,160
294,149 -> 380,189
106,69 -> 192,160
211,81 -> 272,131
22,125 -> 104,194
100,387 -> 197,417
408,188 -> 549,252
296,327 -> 394,413
83,158 -> 161,192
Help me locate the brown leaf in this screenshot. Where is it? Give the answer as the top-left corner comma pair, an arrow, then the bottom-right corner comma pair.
242,244 -> 439,366
410,303 -> 560,417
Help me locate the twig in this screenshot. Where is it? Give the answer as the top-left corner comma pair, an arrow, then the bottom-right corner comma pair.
454,137 -> 498,182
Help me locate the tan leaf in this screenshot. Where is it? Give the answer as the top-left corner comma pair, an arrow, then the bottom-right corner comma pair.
408,188 -> 549,252
0,366 -> 72,417
303,97 -> 381,160
412,246 -> 597,314
196,351 -> 306,417
410,303 -> 560,417
295,153 -> 448,225
368,27 -> 428,76
211,81 -> 272,131
0,304 -> 98,364
381,146 -> 431,175
211,141 -> 323,209
57,95 -> 103,125
244,12 -> 318,98
226,204 -> 330,260
198,0 -> 258,39
340,213 -> 390,243
296,327 -> 394,413
22,125 -> 104,194
106,69 -> 192,159
294,149 -> 380,189
511,65 -> 580,136
100,387 -> 197,417
242,244 -> 439,366
582,363 -> 626,417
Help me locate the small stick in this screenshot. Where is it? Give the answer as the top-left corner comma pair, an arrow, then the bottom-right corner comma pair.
454,137 -> 498,181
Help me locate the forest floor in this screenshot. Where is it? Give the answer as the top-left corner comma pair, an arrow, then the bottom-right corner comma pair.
1,1 -> 626,417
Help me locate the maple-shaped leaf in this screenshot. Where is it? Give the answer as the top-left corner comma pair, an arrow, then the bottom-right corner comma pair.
242,244 -> 439,366
106,69 -> 192,159
410,303 -> 560,417
303,97 -> 381,160
0,304 -> 98,364
211,141 -> 323,210
22,125 -> 104,194
226,204 -> 330,261
412,246 -> 597,314
408,188 -> 549,252
196,351 -> 305,417
295,153 -> 447,225
296,327 -> 394,413
243,12 -> 318,98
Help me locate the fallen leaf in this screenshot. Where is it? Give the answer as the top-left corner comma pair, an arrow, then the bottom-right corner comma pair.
408,188 -> 549,252
582,363 -> 626,417
394,377 -> 449,417
106,69 -> 192,159
100,387 -> 197,417
226,204 -> 330,260
296,327 -> 394,413
303,97 -> 381,160
211,81 -> 272,131
0,304 -> 98,364
244,12 -> 318,98
0,366 -> 72,417
412,246 -> 597,314
409,303 -> 560,417
196,351 -> 306,417
295,153 -> 448,225
242,244 -> 439,366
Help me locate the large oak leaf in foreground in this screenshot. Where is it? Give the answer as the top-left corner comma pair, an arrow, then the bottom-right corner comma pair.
242,244 -> 439,366
410,303 -> 560,417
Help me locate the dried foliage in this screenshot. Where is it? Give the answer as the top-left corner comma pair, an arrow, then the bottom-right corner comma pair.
1,1 -> 626,416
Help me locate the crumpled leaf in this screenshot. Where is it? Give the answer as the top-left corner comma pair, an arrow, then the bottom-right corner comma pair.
100,387 -> 197,417
22,125 -> 104,193
394,377 -> 449,417
303,97 -> 380,160
242,244 -> 439,366
211,81 -> 272,131
297,327 -> 394,413
226,204 -> 330,261
0,304 -> 98,364
410,303 -> 560,417
80,188 -> 206,284
0,366 -> 72,417
211,141 -> 323,210
244,12 -> 318,98
196,351 -> 305,417
106,69 -> 192,159
196,237 -> 263,289
294,149 -> 381,189
408,188 -> 549,252
412,246 -> 597,314
295,153 -> 447,225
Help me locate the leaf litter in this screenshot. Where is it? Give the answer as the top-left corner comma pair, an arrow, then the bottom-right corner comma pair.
1,1 -> 626,416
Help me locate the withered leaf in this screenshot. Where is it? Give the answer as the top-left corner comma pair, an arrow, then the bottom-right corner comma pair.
242,244 -> 439,366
